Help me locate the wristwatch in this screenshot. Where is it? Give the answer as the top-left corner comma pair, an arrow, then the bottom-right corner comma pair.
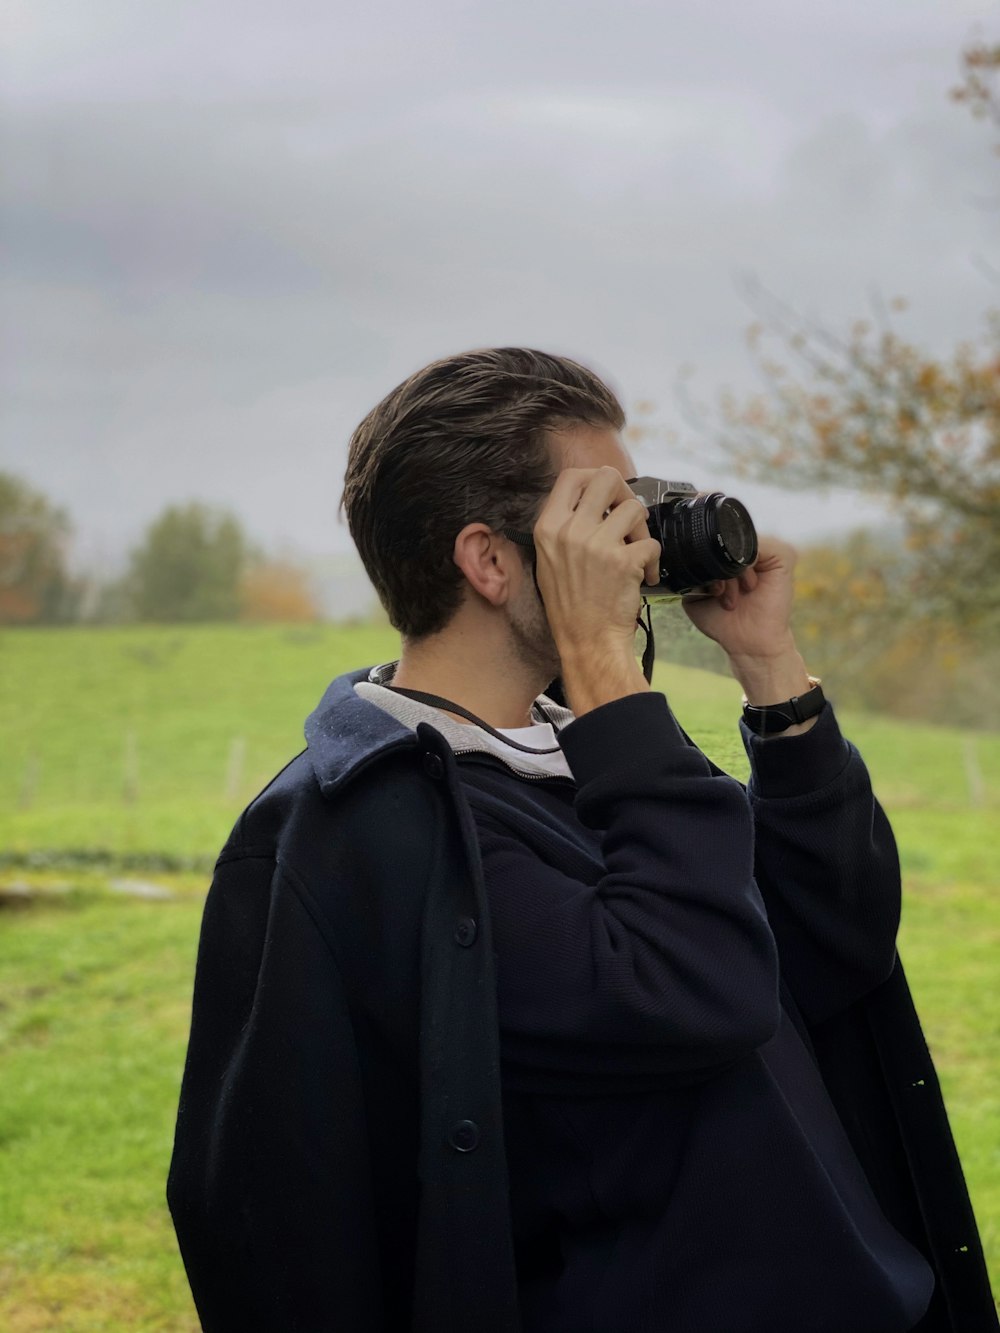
741,677 -> 825,736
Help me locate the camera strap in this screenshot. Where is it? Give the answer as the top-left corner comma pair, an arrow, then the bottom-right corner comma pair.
638,599 -> 655,685
381,600 -> 654,755
380,685 -> 566,754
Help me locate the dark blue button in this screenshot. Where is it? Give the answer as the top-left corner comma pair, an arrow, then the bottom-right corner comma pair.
423,752 -> 444,779
448,1120 -> 480,1153
454,917 -> 477,947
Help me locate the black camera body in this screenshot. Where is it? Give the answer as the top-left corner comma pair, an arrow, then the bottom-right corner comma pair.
627,476 -> 759,599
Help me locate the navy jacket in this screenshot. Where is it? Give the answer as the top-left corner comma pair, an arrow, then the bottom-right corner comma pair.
166,666 -> 997,1331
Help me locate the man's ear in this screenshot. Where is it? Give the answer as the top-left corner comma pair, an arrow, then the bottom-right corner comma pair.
453,523 -> 515,607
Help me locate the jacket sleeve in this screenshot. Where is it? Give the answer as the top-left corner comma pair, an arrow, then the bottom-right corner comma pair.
477,690 -> 781,1089
166,848 -> 384,1333
741,704 -> 902,1027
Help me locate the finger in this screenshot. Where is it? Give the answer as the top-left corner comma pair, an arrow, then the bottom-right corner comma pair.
535,468 -> 603,531
629,535 -> 661,589
599,496 -> 650,546
572,466 -> 638,525
597,499 -> 661,585
626,538 -> 662,583
739,566 -> 758,593
720,577 -> 739,611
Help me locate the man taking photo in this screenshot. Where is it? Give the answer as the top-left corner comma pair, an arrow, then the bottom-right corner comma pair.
167,347 -> 996,1331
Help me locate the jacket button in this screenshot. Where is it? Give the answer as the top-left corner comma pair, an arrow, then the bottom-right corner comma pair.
448,1120 -> 480,1153
454,917 -> 477,947
423,752 -> 444,779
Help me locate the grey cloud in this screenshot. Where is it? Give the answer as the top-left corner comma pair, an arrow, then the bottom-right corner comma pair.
2,0 -> 996,565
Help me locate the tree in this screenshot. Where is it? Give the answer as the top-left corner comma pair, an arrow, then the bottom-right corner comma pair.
790,529 -> 1000,727
126,503 -> 251,622
0,471 -> 77,623
704,30 -> 1000,635
713,302 -> 1000,629
951,31 -> 1000,140
240,558 -> 319,622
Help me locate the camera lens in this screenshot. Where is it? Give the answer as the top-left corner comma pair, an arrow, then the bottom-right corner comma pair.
658,492 -> 758,593
714,497 -> 756,565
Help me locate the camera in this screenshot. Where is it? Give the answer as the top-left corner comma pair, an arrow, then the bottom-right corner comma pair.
626,476 -> 759,599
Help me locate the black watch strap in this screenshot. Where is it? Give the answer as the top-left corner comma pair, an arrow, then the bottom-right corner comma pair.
742,679 -> 826,736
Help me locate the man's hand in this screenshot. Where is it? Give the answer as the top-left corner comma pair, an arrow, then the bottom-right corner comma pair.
683,536 -> 815,715
530,466 -> 660,714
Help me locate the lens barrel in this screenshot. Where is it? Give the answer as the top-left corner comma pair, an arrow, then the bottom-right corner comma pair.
653,492 -> 758,594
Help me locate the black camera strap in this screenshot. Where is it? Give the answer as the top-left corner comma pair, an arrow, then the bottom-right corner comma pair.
380,685 -> 566,754
638,599 -> 655,685
381,600 -> 654,756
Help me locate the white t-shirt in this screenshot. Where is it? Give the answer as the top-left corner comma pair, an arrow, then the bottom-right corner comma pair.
482,720 -> 574,781
354,678 -> 575,781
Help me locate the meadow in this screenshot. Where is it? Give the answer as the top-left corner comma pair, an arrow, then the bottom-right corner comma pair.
1,623 -> 997,1329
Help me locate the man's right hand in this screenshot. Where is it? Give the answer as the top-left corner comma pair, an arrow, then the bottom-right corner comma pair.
530,467 -> 660,714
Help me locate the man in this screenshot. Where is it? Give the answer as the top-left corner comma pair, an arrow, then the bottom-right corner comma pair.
167,348 -> 996,1331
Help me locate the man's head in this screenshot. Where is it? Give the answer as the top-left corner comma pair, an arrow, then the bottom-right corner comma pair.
341,348 -> 635,680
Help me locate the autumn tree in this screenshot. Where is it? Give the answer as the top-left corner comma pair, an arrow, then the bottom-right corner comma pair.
789,529 -> 1000,727
240,558 -> 319,622
0,471 -> 77,624
126,502 -> 251,622
706,31 -> 1000,636
951,30 -> 1000,138
713,302 -> 1000,630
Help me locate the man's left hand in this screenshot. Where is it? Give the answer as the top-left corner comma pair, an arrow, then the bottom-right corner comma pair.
683,536 -> 815,713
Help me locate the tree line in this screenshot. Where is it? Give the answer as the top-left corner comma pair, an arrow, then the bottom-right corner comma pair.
0,474 -> 319,626
5,456 -> 998,727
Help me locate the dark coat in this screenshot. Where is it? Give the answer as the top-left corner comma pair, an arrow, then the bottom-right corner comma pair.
166,666 -> 997,1331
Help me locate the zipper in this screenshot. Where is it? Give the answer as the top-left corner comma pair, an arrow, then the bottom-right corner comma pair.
452,748 -> 577,788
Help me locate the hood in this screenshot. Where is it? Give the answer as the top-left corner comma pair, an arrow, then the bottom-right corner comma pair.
304,665 -> 420,798
304,662 -> 575,797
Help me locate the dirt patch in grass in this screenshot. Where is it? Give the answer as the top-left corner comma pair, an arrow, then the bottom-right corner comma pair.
0,1266 -> 198,1333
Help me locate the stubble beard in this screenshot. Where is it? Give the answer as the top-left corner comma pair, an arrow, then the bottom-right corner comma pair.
505,564 -> 563,694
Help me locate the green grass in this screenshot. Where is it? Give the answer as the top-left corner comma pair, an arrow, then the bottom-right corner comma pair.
1,624 -> 997,1326
0,624 -> 401,865
0,888 -> 205,1332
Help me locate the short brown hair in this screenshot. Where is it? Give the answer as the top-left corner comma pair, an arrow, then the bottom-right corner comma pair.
341,347 -> 625,639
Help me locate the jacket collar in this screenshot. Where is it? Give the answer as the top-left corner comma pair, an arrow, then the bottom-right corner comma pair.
304,664 -> 428,798
304,661 -> 576,797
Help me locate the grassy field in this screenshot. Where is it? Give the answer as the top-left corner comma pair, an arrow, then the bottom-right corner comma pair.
1,624 -> 997,1328
0,623 -> 402,867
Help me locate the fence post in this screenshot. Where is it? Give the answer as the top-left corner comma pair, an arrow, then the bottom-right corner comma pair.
123,729 -> 139,805
962,736 -> 984,808
19,752 -> 40,809
225,736 -> 246,802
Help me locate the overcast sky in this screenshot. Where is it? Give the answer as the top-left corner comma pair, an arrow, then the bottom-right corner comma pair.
3,0 -> 996,574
